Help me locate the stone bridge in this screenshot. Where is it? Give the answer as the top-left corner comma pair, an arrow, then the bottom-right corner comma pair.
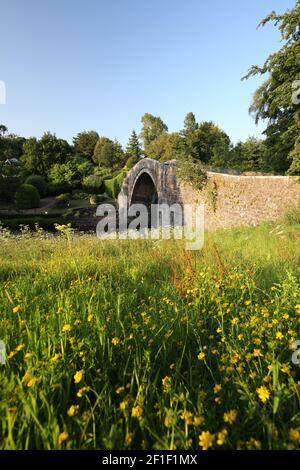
117,157 -> 300,230
118,158 -> 181,210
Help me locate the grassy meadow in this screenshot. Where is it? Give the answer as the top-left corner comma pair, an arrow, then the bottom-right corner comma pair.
1,221 -> 300,450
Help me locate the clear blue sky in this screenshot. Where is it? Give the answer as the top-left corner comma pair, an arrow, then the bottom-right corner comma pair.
0,0 -> 295,146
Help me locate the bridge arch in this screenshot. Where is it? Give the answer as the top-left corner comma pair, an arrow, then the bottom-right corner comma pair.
118,158 -> 180,210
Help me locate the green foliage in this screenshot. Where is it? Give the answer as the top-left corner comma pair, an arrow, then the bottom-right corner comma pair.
140,113 -> 168,154
47,182 -> 72,195
145,132 -> 183,162
55,193 -> 71,208
104,171 -> 125,199
243,1 -> 300,174
0,224 -> 300,448
25,175 -> 47,197
228,137 -> 267,172
125,156 -> 139,170
0,174 -> 22,203
73,131 -> 99,159
176,157 -> 207,190
282,206 -> 300,226
93,138 -> 124,168
126,130 -> 142,159
82,174 -> 104,194
21,133 -> 73,177
48,155 -> 93,189
15,184 -> 40,209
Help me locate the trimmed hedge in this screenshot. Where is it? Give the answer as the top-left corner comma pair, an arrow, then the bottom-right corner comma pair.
15,184 -> 40,210
104,171 -> 125,199
25,175 -> 47,197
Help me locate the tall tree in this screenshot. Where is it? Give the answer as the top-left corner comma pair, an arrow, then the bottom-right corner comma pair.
126,130 -> 142,159
140,113 -> 168,155
73,130 -> 99,159
0,124 -> 8,136
93,137 -> 124,168
181,112 -> 199,159
243,1 -> 300,174
145,132 -> 184,162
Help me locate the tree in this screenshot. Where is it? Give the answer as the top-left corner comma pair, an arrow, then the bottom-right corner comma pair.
243,1 -> 300,174
126,130 -> 142,159
73,130 -> 99,159
49,154 -> 93,189
21,132 -> 73,177
181,112 -> 199,159
0,124 -> 8,136
93,137 -> 124,168
145,132 -> 184,162
140,113 -> 168,155
195,121 -> 231,164
229,138 -> 267,172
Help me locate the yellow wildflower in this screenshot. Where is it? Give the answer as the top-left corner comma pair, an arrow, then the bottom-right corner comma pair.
223,410 -> 238,425
198,352 -> 205,361
74,369 -> 84,384
199,431 -> 214,450
276,332 -> 284,341
112,337 -> 120,346
256,386 -> 270,403
217,429 -> 228,446
67,405 -> 79,417
58,431 -> 69,444
180,410 -> 193,425
51,353 -> 61,362
253,349 -> 263,358
213,384 -> 222,394
24,352 -> 33,360
162,376 -> 171,392
131,405 -> 143,418
289,428 -> 300,443
120,399 -> 129,410
62,324 -> 72,333
77,386 -> 90,398
13,305 -> 22,314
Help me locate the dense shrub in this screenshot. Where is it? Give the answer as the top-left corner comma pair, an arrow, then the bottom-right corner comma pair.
47,182 -> 72,195
125,156 -> 139,170
15,184 -> 40,209
0,175 -> 22,203
82,174 -> 104,194
104,171 -> 125,199
25,175 -> 47,197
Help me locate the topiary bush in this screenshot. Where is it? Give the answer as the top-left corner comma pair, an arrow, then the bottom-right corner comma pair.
25,175 -> 47,197
15,184 -> 40,209
103,171 -> 126,199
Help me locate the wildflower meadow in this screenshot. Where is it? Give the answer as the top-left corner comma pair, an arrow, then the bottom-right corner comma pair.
0,221 -> 300,450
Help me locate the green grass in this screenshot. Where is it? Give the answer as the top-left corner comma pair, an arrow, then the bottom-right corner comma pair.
0,222 -> 300,450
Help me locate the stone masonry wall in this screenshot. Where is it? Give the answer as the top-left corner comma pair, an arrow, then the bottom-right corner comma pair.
179,172 -> 300,230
